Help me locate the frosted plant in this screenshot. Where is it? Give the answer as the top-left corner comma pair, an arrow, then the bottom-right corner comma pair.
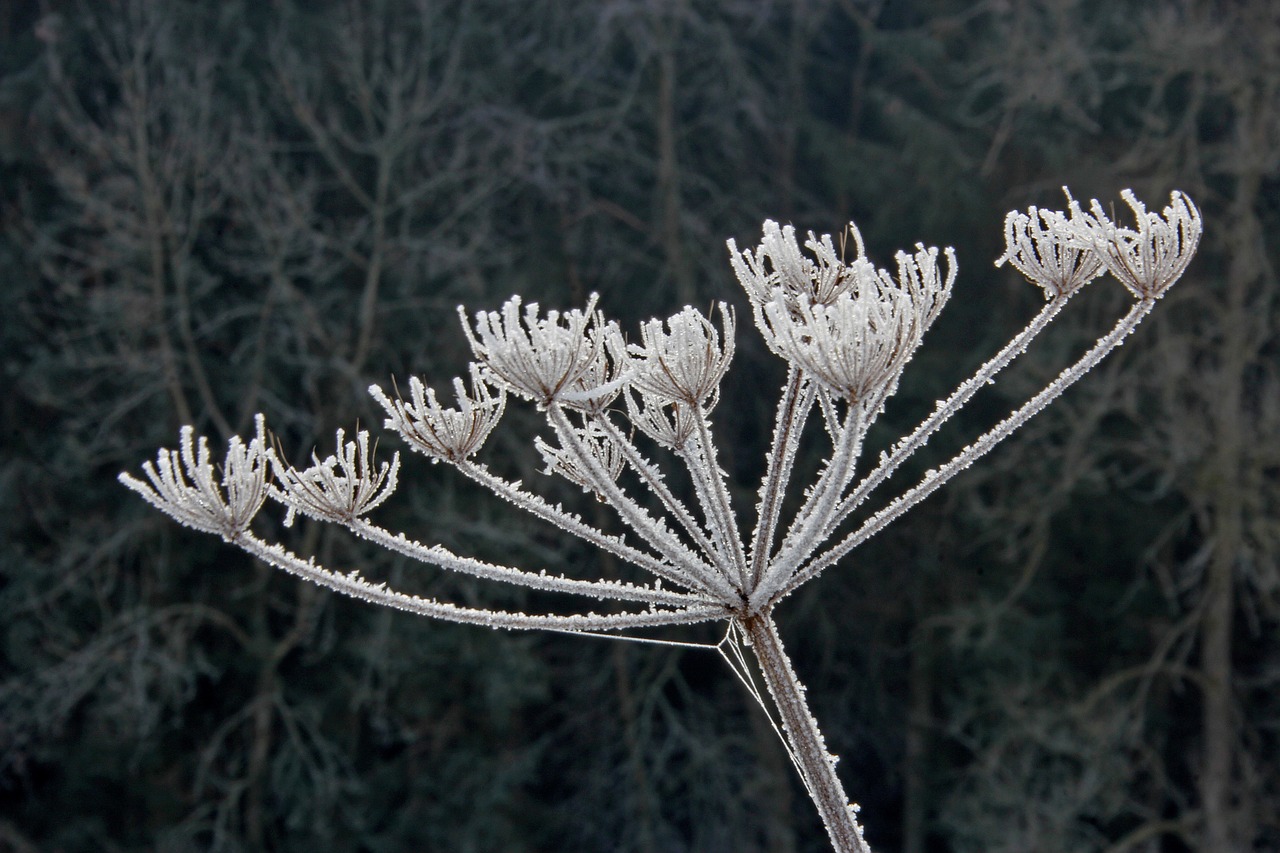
121,188 -> 1200,852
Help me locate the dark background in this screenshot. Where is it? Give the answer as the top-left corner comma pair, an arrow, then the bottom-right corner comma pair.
1,1 -> 1277,851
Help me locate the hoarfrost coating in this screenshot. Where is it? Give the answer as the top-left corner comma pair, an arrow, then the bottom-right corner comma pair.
122,189 -> 1200,853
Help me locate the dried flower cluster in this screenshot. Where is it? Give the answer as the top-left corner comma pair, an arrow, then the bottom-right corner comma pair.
122,188 -> 1200,853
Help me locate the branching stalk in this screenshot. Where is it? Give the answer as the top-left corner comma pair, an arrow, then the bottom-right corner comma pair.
124,188 -> 1199,852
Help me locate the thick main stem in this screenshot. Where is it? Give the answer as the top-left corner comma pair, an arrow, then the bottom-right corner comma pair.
742,612 -> 871,853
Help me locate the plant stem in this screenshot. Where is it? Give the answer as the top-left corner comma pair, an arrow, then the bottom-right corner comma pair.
742,612 -> 871,853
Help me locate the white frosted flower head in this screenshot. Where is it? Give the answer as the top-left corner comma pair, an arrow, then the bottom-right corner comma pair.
460,293 -> 613,407
535,423 -> 624,497
995,198 -> 1105,299
628,303 -> 734,407
1067,188 -> 1201,299
759,244 -> 954,407
560,320 -> 630,414
625,391 -> 704,451
728,219 -> 871,307
118,415 -> 270,541
371,366 -> 505,464
270,428 -> 399,527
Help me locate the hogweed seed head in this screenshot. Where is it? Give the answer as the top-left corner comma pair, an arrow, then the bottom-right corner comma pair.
728,219 -> 872,308
629,304 -> 735,407
461,293 -> 617,408
270,428 -> 399,527
371,366 -> 505,463
1066,188 -> 1202,299
119,414 -> 269,540
753,236 -> 954,409
536,422 -> 624,497
560,320 -> 630,414
625,391 -> 704,450
996,196 -> 1105,299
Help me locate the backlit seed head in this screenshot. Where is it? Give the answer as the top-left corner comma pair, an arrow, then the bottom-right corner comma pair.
371,366 -> 505,464
996,196 -> 1105,299
628,304 -> 735,407
1066,188 -> 1201,299
461,294 -> 613,407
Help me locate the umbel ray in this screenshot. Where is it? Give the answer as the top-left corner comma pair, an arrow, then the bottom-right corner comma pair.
123,188 -> 1201,853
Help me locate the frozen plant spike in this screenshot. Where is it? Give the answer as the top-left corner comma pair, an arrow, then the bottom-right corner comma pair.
625,390 -> 704,450
536,423 -> 624,496
755,241 -> 953,410
119,414 -> 269,541
560,319 -> 630,414
124,189 -> 1199,853
727,219 -> 872,307
270,428 -> 400,527
1067,188 -> 1202,299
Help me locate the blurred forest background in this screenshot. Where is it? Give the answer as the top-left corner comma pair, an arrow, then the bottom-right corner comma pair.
1,0 -> 1277,851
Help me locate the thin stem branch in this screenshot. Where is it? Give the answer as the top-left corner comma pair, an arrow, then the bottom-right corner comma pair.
774,298 -> 1154,603
688,408 -> 750,588
593,414 -> 725,570
748,369 -> 812,589
346,517 -> 707,608
457,459 -> 699,591
741,611 -> 871,853
762,404 -> 866,597
548,405 -> 738,601
233,530 -> 726,633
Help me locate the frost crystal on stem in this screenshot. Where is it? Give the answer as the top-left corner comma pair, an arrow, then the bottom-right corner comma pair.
123,189 -> 1200,853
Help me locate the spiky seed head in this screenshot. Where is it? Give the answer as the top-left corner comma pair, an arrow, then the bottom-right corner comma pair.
996,196 -> 1105,299
118,415 -> 270,541
460,294 -> 619,408
625,391 -> 704,451
1066,189 -> 1201,299
269,428 -> 400,527
756,242 -> 954,409
371,366 -> 505,464
628,304 -> 735,407
558,320 -> 630,414
727,219 -> 871,308
535,423 -> 624,498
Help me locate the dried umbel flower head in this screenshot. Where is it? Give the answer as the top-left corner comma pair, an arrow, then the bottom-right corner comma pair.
270,428 -> 399,527
624,391 -> 705,450
562,320 -> 630,415
996,199 -> 1106,299
461,293 -> 620,408
370,366 -> 505,463
124,187 -> 1200,853
752,240 -> 954,409
1067,189 -> 1202,299
119,414 -> 269,540
727,219 -> 871,307
629,304 -> 735,407
536,423 -> 624,497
